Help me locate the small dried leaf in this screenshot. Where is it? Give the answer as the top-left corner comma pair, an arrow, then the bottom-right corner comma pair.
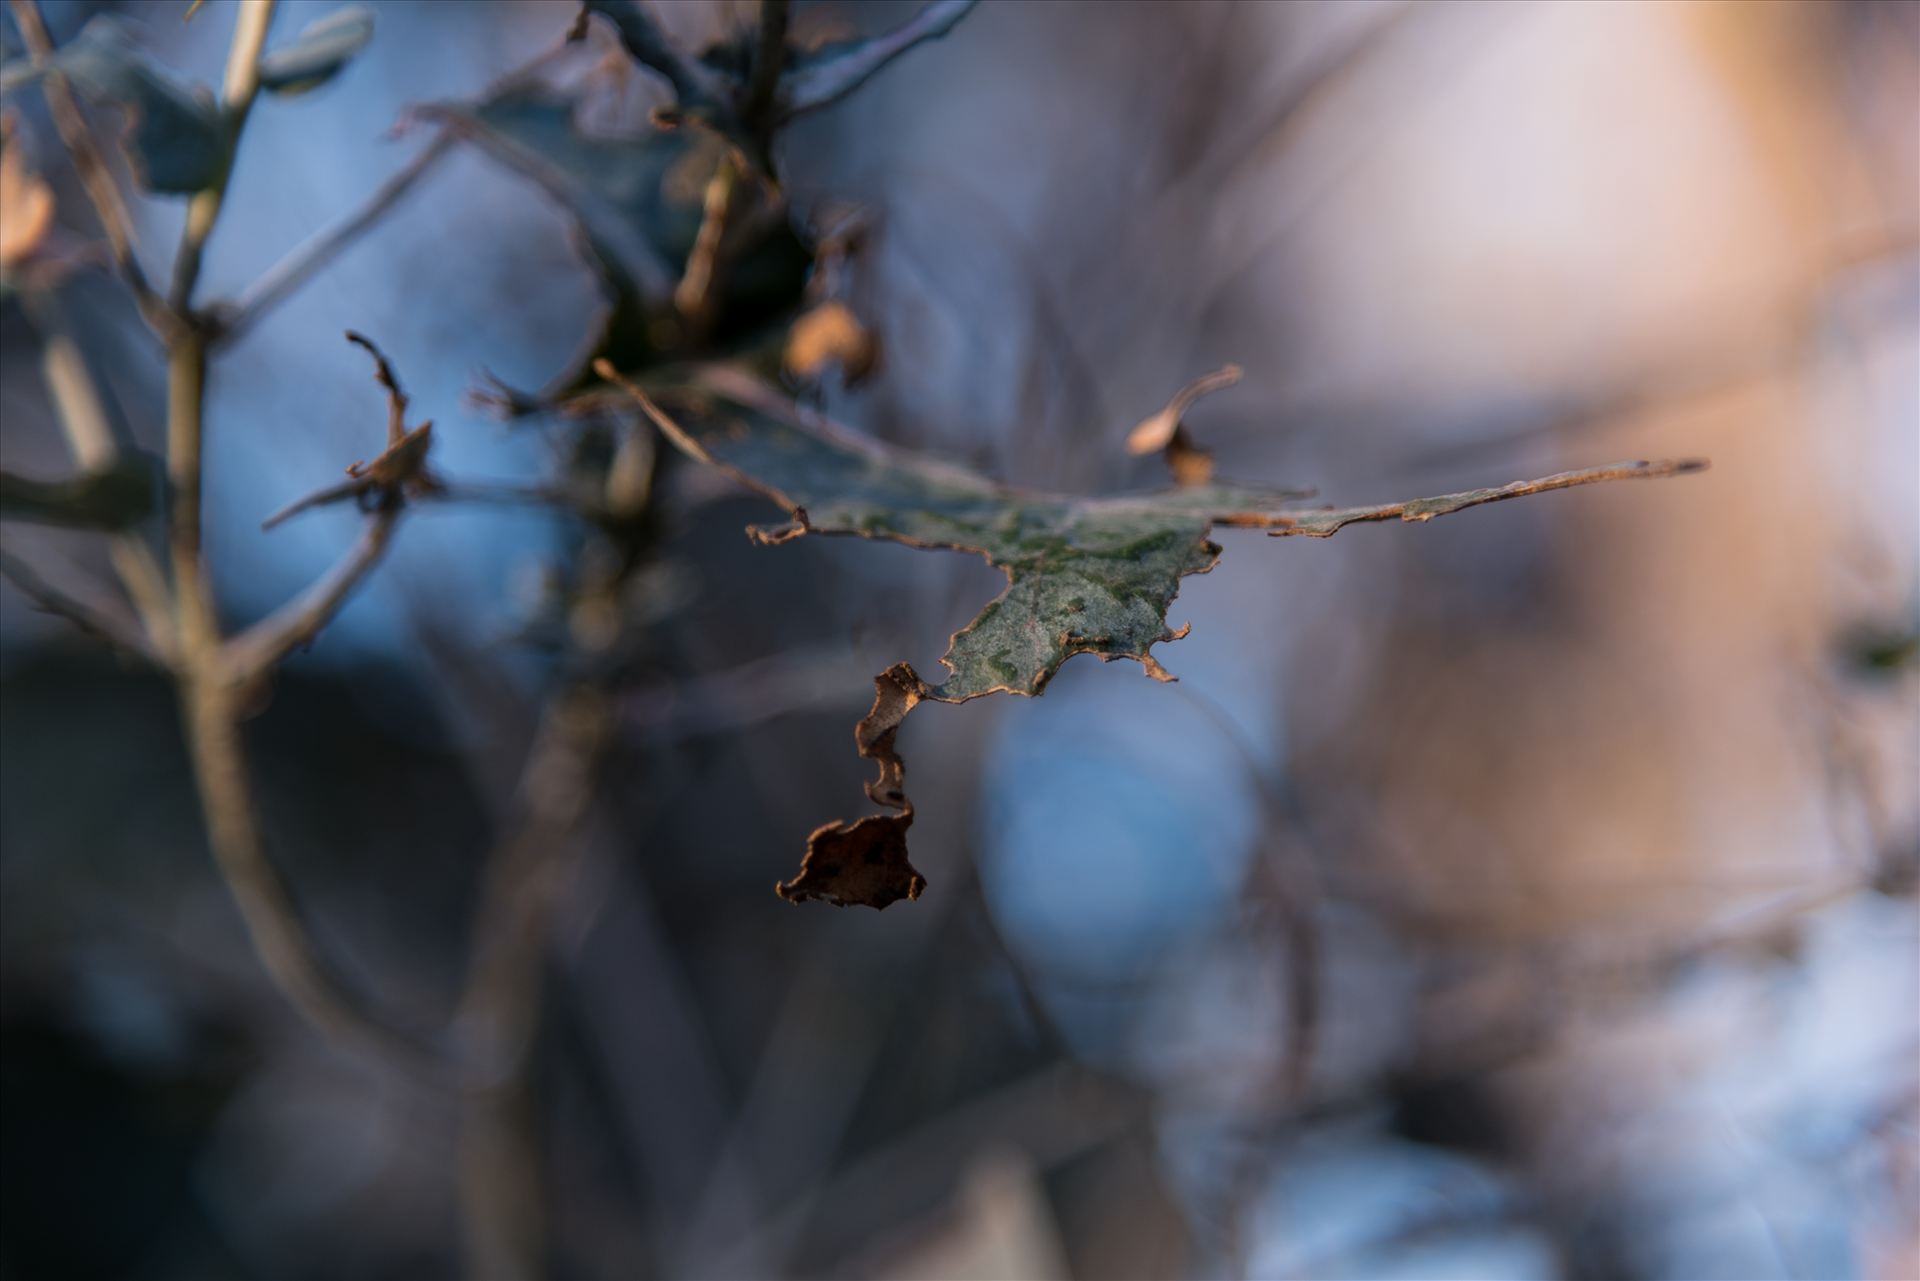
784,300 -> 875,383
257,6 -> 374,96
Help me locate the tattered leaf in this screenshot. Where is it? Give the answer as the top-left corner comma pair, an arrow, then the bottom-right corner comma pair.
257,6 -> 374,96
0,454 -> 161,529
418,81 -> 809,406
8,17 -> 225,194
602,361 -> 1706,909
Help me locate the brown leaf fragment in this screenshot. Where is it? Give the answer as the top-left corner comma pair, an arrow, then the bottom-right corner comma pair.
776,663 -> 930,909
778,813 -> 924,908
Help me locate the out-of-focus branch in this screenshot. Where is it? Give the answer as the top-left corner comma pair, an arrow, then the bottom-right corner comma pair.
742,0 -> 791,132
673,148 -> 741,331
0,548 -> 158,659
31,299 -> 176,658
233,330 -> 425,676
7,0 -> 174,337
776,0 -> 977,120
170,0 -> 275,312
180,674 -> 453,1082
222,502 -> 400,682
215,134 -> 454,346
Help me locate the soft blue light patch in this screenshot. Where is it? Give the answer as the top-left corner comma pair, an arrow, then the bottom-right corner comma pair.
978,662 -> 1262,986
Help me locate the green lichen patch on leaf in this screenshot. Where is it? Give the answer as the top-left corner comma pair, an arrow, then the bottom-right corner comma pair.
626,366 -> 1317,704
600,361 -> 1706,909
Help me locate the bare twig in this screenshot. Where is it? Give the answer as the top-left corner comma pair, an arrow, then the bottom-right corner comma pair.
673,148 -> 741,329
776,0 -> 977,120
170,0 -> 276,312
7,0 -> 174,337
234,331 -> 423,674
30,303 -> 176,657
346,328 -> 408,445
223,503 -> 400,681
1263,458 -> 1711,538
742,0 -> 792,133
0,548 -> 158,659
179,674 -> 453,1081
216,135 -> 454,346
262,478 -> 574,530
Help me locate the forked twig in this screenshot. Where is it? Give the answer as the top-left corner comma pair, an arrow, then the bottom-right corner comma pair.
233,331 -> 429,679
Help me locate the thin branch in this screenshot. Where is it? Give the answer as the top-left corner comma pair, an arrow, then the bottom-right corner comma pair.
7,0 -> 175,337
1262,458 -> 1711,538
215,134 -> 454,346
230,330 -> 417,676
0,548 -> 158,659
673,148 -> 741,330
776,0 -> 977,121
262,477 -> 575,530
260,477 -> 365,530
346,327 -> 409,445
223,502 -> 400,681
170,0 -> 276,312
30,298 -> 176,657
179,673 -> 453,1082
742,0 -> 791,133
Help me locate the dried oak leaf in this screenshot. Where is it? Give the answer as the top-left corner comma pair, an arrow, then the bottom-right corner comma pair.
599,361 -> 1706,909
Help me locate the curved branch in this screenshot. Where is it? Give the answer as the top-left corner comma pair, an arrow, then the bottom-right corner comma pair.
216,135 -> 454,347
180,672 -> 452,1083
223,504 -> 400,682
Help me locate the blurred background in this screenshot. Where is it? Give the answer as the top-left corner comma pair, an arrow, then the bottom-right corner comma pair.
1,1 -> 1916,1278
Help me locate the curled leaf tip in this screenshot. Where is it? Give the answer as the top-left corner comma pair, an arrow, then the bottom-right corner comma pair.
1127,364 -> 1242,487
1125,364 -> 1242,456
